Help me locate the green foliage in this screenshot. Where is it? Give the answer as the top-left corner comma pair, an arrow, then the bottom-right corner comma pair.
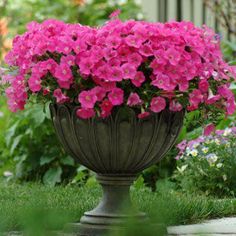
173,129 -> 236,197
77,0 -> 143,26
3,103 -> 77,185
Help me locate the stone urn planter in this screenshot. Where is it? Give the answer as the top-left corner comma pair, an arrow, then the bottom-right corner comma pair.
50,104 -> 184,235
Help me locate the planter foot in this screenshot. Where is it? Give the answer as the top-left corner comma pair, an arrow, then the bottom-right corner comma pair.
78,175 -> 147,235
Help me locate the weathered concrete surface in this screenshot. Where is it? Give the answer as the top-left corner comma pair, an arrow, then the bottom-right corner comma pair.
168,217 -> 236,235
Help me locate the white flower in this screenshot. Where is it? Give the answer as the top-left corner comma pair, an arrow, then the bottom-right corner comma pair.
0,111 -> 4,118
189,149 -> 198,157
177,164 -> 188,173
225,142 -> 230,148
117,0 -> 127,5
202,147 -> 209,154
3,171 -> 13,177
214,138 -> 221,145
193,143 -> 200,148
223,128 -> 232,136
223,174 -> 227,181
108,0 -> 115,6
136,13 -> 144,20
216,163 -> 223,168
212,71 -> 218,78
206,153 -> 218,164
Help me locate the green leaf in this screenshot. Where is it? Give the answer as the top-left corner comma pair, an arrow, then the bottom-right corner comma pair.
30,104 -> 46,126
40,155 -> 57,166
133,176 -> 145,189
5,121 -> 20,147
10,135 -> 23,155
60,156 -> 74,166
43,166 -> 62,186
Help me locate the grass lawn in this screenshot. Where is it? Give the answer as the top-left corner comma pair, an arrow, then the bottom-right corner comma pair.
0,181 -> 236,234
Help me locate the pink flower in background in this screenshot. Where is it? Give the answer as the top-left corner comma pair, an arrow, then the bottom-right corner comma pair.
76,108 -> 95,119
55,63 -> 73,81
53,88 -> 70,104
204,124 -> 215,136
28,76 -> 41,92
108,88 -> 124,105
150,96 -> 166,113
131,71 -> 145,87
226,98 -> 236,115
79,90 -> 97,108
109,9 -> 121,19
127,93 -> 142,106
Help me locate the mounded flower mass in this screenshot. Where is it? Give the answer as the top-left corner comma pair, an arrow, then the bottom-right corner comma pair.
3,16 -> 236,121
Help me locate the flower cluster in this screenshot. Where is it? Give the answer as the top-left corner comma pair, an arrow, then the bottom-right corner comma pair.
3,16 -> 236,119
176,126 -> 236,160
174,126 -> 236,196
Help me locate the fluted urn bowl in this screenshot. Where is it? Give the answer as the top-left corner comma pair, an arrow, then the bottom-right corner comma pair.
50,104 -> 184,235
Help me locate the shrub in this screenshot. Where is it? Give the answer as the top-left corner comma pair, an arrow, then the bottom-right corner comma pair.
173,126 -> 236,197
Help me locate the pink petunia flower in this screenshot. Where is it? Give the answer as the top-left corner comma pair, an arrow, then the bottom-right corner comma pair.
165,48 -> 180,66
110,67 -> 124,81
55,63 -> 73,81
100,99 -> 113,118
189,89 -> 204,107
91,87 -> 106,101
131,71 -> 145,87
121,63 -> 137,80
151,73 -> 172,90
53,88 -> 70,104
76,108 -> 95,119
169,100 -> 183,112
127,93 -> 142,106
138,111 -> 150,119
28,76 -> 41,92
150,96 -> 166,113
108,88 -> 124,105
125,35 -> 142,48
199,79 -> 209,93
60,55 -> 75,66
78,90 -> 97,108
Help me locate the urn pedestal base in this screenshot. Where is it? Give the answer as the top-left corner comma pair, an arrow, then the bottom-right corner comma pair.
78,175 -> 147,235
